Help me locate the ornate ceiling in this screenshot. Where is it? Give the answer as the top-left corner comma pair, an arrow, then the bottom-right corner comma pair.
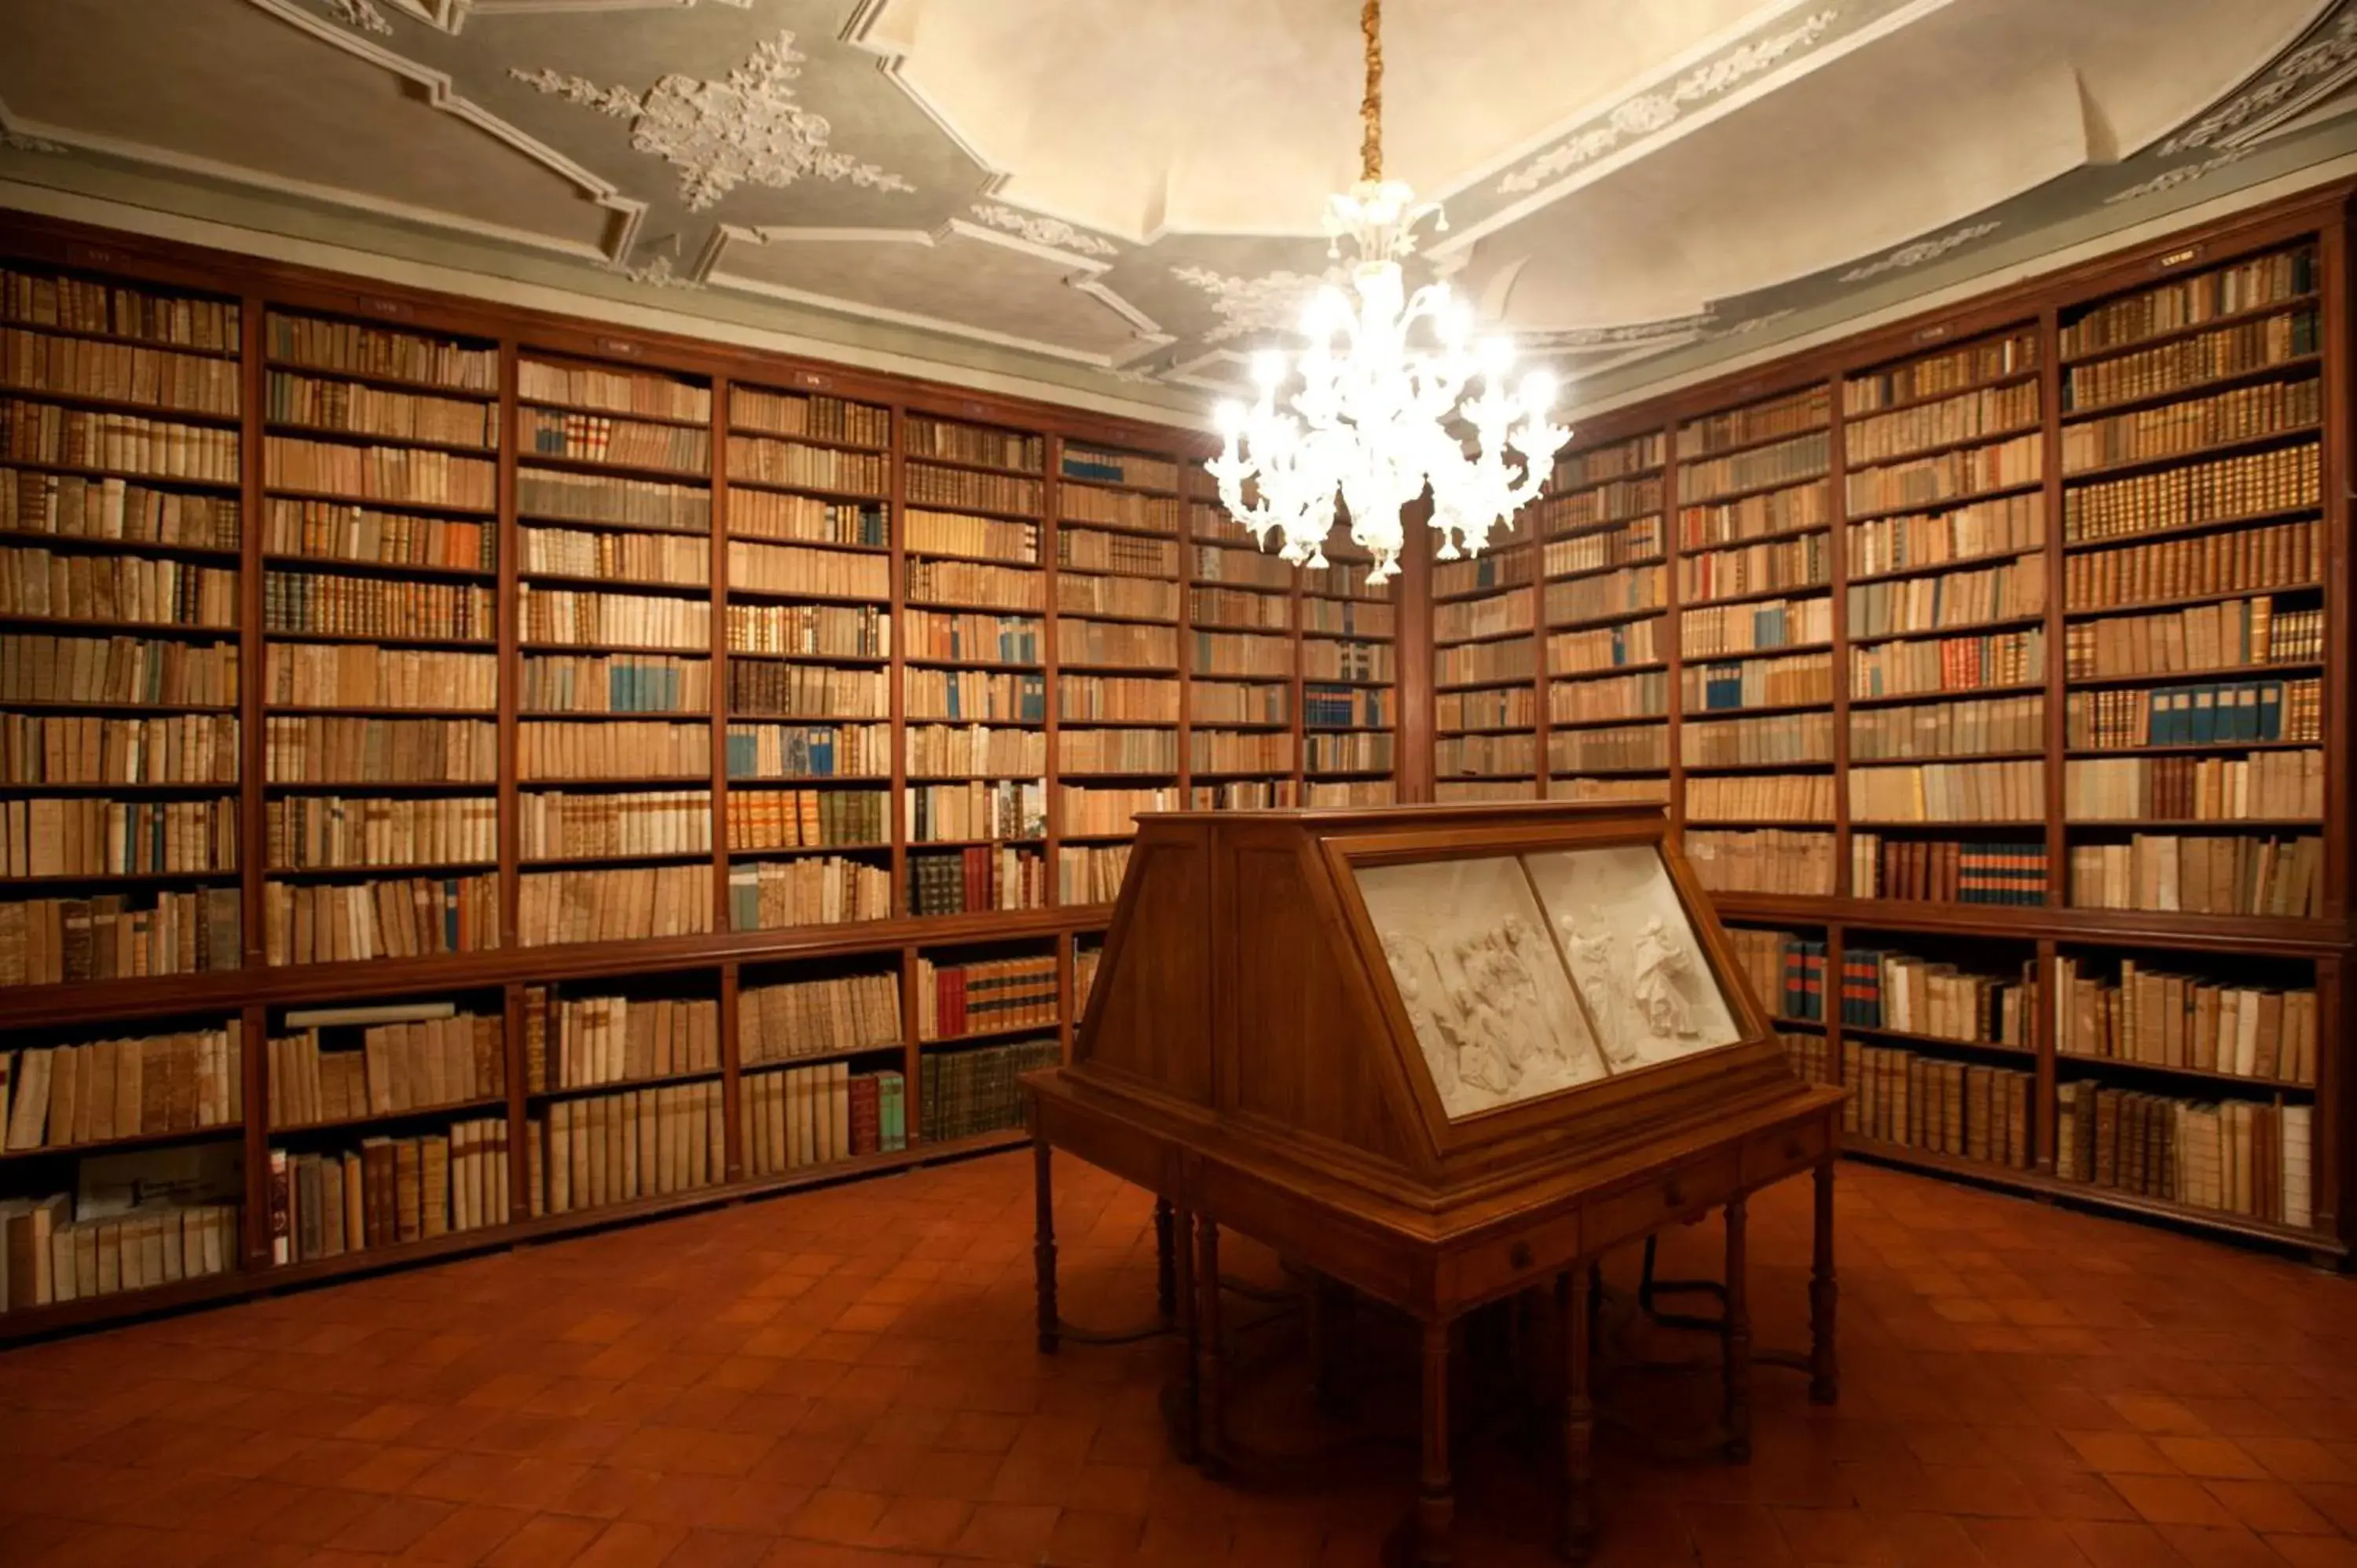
4,0 -> 2356,423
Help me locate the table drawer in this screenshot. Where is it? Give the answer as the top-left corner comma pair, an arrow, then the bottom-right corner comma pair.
1743,1114 -> 1830,1187
1440,1207 -> 1582,1309
1584,1149 -> 1740,1252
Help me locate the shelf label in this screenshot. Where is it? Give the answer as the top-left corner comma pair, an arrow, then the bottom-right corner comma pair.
359,295 -> 412,319
1913,323 -> 1952,343
794,370 -> 834,390
68,244 -> 116,268
596,336 -> 642,357
2157,245 -> 2204,270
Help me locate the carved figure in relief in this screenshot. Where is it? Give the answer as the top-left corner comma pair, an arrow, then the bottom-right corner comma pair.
1381,930 -> 1460,1103
1562,910 -> 1642,1068
1632,915 -> 1697,1039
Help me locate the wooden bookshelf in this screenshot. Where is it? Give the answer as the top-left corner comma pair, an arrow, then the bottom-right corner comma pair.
6,182 -> 2356,1336
1420,188 -> 2355,1261
0,218 -> 1406,1340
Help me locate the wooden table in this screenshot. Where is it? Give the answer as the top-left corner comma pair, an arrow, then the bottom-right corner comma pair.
1027,1066 -> 1844,1566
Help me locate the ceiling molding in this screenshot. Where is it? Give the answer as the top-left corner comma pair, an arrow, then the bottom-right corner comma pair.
707,219 -> 1172,370
239,0 -> 646,260
1429,0 -> 1956,266
421,0 -> 753,35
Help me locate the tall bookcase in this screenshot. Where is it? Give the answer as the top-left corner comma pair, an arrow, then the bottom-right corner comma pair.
1439,186 -> 2354,1261
3,180 -> 2353,1337
0,222 -> 1404,1340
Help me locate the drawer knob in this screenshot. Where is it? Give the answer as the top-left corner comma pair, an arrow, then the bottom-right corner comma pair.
1664,1180 -> 1686,1208
1508,1241 -> 1533,1270
1783,1139 -> 1804,1161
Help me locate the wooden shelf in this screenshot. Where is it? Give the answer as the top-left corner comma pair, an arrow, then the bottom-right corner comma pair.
1841,364 -> 2040,421
265,486 -> 493,518
1842,421 -> 2044,474
273,359 -> 494,400
1846,477 -> 2045,526
0,527 -> 240,562
265,421 -> 499,459
2059,291 -> 2319,367
2064,502 -> 2323,553
1844,1137 -> 2338,1258
7,317 -> 239,361
2060,421 -> 2320,485
2060,352 -> 2321,423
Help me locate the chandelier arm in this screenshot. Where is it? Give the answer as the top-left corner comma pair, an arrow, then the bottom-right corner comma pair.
1361,0 -> 1382,183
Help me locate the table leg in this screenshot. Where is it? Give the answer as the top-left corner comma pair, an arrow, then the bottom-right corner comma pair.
1811,1156 -> 1839,1405
1171,1204 -> 1200,1463
1723,1196 -> 1751,1463
1418,1318 -> 1453,1568
1310,1273 -> 1355,1418
1154,1197 -> 1177,1321
1032,1132 -> 1058,1355
1195,1214 -> 1225,1474
1560,1268 -> 1593,1562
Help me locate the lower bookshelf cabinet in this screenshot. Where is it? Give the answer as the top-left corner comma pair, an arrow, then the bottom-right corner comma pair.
0,915 -> 1109,1339
1732,912 -> 2342,1255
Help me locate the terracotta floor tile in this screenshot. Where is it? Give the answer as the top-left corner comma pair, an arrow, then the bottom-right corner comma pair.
786,1489 -> 891,1548
2153,1441 -> 2273,1482
2107,1475 -> 2243,1530
653,1530 -> 772,1568
950,1501 -> 1062,1562
394,1503 -> 533,1566
2068,1431 -> 2185,1476
2149,1523 -> 2290,1568
478,1515 -> 603,1568
328,1498 -> 459,1557
2201,1481 -> 2337,1536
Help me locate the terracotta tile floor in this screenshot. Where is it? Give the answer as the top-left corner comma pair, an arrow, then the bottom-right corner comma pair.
2,1151 -> 2354,1567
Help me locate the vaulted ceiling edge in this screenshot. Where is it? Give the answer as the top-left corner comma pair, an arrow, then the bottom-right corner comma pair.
0,0 -> 2353,417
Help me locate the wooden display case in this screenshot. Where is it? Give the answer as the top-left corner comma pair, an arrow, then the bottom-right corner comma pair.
1025,801 -> 1846,1564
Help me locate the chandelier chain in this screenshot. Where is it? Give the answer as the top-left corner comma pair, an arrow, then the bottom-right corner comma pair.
1360,0 -> 1383,181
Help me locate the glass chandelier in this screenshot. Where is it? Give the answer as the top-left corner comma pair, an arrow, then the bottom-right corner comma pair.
1208,0 -> 1570,584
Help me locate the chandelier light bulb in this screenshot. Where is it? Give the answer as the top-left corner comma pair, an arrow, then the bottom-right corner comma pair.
1214,400 -> 1245,435
1521,369 -> 1558,408
1251,350 -> 1288,389
1477,337 -> 1515,378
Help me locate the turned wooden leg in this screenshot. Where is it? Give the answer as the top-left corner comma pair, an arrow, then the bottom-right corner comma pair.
1154,1196 -> 1177,1321
1310,1273 -> 1355,1417
1723,1196 -> 1752,1463
1032,1132 -> 1058,1354
1811,1157 -> 1839,1405
1195,1214 -> 1226,1472
1418,1318 -> 1454,1568
1560,1266 -> 1593,1561
1171,1205 -> 1200,1463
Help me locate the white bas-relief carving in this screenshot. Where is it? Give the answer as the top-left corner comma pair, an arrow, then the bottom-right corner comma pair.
969,203 -> 1118,258
1358,856 -> 1607,1119
1523,846 -> 1742,1070
1169,265 -> 1328,345
511,32 -> 914,212
1497,10 -> 1840,195
1632,915 -> 1696,1039
1838,222 -> 2000,284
